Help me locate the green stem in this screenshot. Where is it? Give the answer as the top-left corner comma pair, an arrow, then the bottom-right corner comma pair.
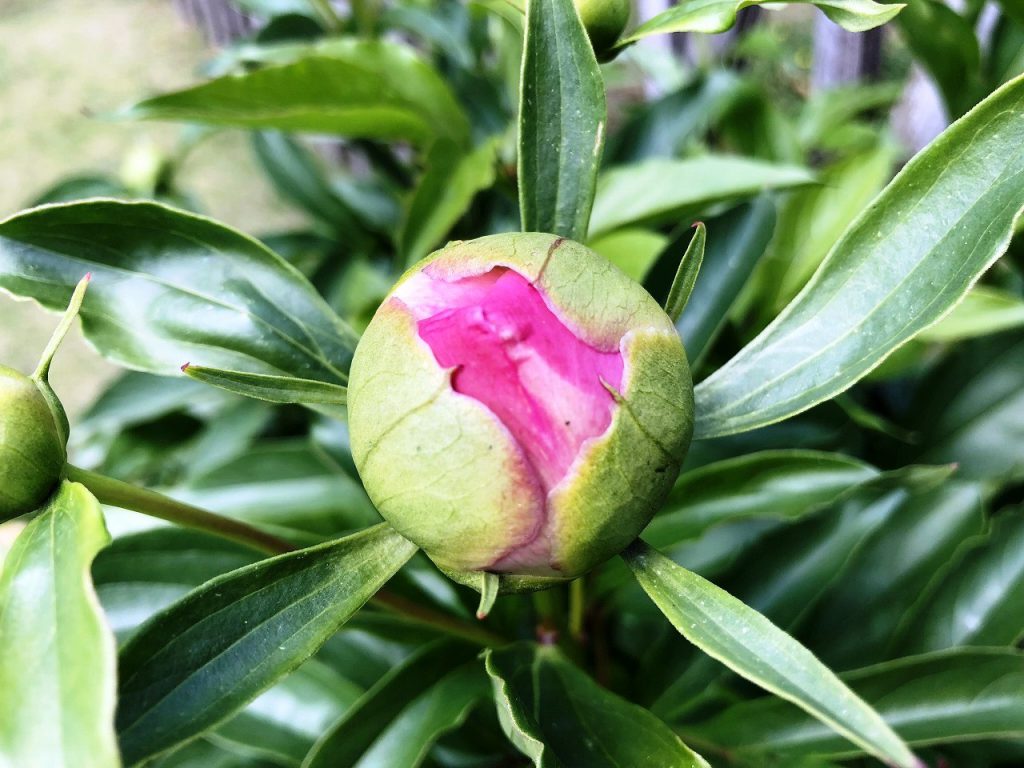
568,577 -> 585,642
34,274 -> 91,382
373,591 -> 506,647
65,464 -> 505,647
65,464 -> 295,555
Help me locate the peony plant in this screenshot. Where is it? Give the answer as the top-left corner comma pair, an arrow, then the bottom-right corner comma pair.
1,0 -> 1023,767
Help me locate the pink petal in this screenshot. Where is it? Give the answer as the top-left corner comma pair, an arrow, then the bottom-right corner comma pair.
413,268 -> 623,495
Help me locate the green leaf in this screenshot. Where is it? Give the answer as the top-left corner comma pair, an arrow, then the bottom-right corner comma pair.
213,659 -> 362,765
750,142 -> 896,325
92,528 -> 260,643
912,331 -> 1024,482
897,0 -> 982,118
898,510 -> 1024,653
115,524 -> 417,765
664,223 -> 706,323
401,137 -> 499,267
251,131 -> 374,241
127,40 -> 469,147
174,439 -> 379,541
303,641 -> 486,768
917,285 -> 1024,341
181,364 -> 347,416
689,649 -> 1024,757
645,450 -> 878,551
485,643 -> 711,767
799,482 -> 984,668
0,482 -> 119,767
675,197 -> 776,367
619,0 -> 903,44
589,155 -> 813,238
0,200 -> 356,390
622,541 -> 919,768
587,228 -> 669,283
518,0 -> 606,240
694,74 -> 1024,439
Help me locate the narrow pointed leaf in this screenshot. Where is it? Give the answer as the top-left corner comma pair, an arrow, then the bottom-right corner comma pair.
127,40 -> 469,147
518,0 -> 606,240
689,649 -> 1024,757
619,0 -> 903,45
0,482 -> 119,768
694,74 -> 1024,438
181,364 -> 347,414
664,223 -> 706,323
0,199 -> 356,385
115,524 -> 417,765
486,643 -> 711,767
623,541 -> 919,768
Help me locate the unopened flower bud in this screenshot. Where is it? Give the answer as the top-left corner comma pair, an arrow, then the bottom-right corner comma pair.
0,365 -> 67,520
348,233 -> 693,589
575,0 -> 631,57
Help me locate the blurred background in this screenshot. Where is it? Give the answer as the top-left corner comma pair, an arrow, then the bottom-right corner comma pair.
0,0 -> 992,416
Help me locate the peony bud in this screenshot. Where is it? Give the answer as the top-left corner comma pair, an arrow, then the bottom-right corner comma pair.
0,365 -> 67,521
574,0 -> 631,57
348,233 -> 693,589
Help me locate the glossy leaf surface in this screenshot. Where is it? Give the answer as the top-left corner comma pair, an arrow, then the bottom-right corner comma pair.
0,200 -> 357,389
0,482 -> 118,768
623,541 -> 918,768
694,75 -> 1024,438
116,524 -> 417,765
518,0 -> 606,240
486,643 -> 710,767
690,649 -> 1024,757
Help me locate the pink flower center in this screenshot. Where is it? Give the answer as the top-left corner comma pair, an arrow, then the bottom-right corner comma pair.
408,268 -> 624,494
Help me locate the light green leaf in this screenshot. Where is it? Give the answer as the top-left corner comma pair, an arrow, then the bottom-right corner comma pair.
619,0 -> 903,45
518,0 -> 606,240
898,510 -> 1024,653
694,75 -> 1024,439
303,641 -> 485,768
182,364 -> 347,416
127,40 -> 469,147
486,643 -> 711,767
587,228 -> 668,283
0,200 -> 356,389
115,524 -> 417,765
918,285 -> 1024,341
0,482 -> 119,768
623,541 -> 919,768
401,137 -> 499,267
689,649 -> 1024,757
589,155 -> 813,238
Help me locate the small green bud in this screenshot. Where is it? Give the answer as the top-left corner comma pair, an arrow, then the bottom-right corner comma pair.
0,365 -> 67,521
575,0 -> 631,57
348,233 -> 693,593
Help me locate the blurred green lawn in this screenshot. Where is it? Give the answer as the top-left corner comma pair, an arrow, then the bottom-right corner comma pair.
0,0 -> 300,415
